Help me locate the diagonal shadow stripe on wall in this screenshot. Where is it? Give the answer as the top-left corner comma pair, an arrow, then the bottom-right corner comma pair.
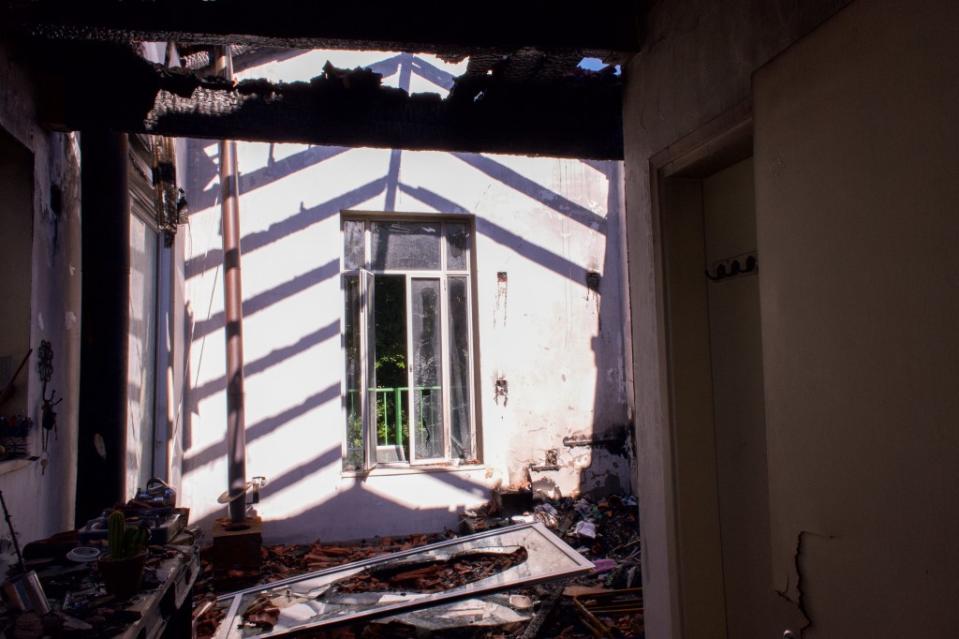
191,319 -> 340,405
400,183 -> 592,282
258,445 -> 343,499
186,176 -> 387,278
190,144 -> 351,212
452,152 -> 608,232
193,259 -> 339,340
367,53 -> 405,79
410,56 -> 456,90
183,382 -> 340,473
397,182 -> 469,213
579,158 -> 615,177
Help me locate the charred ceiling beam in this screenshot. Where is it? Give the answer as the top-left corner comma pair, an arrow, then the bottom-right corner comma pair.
4,0 -> 644,59
36,41 -> 623,159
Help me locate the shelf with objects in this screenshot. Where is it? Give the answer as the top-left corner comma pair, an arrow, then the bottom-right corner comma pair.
0,478 -> 199,638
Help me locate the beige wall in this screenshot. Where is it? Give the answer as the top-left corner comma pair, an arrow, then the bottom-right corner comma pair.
703,158 -> 778,639
622,1 -> 849,635
626,0 -> 959,636
660,177 -> 727,637
754,1 -> 959,636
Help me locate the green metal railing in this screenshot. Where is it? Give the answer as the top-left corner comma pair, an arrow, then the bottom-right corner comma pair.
346,386 -> 441,448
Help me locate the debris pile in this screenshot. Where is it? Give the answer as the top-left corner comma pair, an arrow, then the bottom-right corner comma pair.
461,493 -> 641,587
459,492 -> 643,638
194,492 -> 642,638
336,547 -> 528,594
240,593 -> 281,630
194,532 -> 451,639
259,532 -> 449,578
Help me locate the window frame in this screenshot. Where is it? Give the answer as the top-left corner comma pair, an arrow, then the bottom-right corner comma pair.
339,211 -> 479,471
127,134 -> 163,492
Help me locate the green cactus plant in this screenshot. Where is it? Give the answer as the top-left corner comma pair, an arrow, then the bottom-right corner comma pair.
106,511 -> 148,559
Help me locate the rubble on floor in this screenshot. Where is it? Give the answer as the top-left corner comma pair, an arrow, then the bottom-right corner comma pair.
461,492 -> 643,638
194,532 -> 451,638
194,492 -> 641,638
334,546 -> 528,594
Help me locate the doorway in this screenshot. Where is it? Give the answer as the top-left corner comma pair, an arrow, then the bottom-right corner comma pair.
651,104 -> 782,639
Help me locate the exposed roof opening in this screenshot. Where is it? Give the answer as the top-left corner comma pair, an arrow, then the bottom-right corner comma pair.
577,57 -> 621,76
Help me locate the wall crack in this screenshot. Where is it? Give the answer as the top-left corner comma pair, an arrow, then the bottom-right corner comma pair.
776,530 -> 835,638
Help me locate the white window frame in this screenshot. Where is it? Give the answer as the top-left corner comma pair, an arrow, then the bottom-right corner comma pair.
128,136 -> 164,491
340,212 -> 478,470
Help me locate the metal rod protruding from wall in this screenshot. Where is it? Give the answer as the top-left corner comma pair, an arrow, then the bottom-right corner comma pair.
215,46 -> 247,524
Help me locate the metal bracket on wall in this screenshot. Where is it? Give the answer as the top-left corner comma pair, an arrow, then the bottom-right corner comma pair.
706,251 -> 758,282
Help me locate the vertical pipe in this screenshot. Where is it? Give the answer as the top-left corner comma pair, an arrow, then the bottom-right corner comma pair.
76,131 -> 129,525
214,47 -> 247,523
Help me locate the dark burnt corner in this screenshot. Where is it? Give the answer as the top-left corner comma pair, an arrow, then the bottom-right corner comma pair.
2,0 -> 645,55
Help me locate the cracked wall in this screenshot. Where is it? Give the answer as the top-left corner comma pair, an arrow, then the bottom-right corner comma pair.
754,1 -> 959,636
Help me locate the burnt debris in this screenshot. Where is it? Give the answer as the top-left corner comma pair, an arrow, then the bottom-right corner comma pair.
21,38 -> 623,159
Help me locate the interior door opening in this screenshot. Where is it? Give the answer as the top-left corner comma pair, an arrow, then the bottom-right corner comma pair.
652,105 -> 788,638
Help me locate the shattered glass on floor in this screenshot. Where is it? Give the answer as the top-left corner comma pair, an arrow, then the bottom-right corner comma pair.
215,523 -> 592,638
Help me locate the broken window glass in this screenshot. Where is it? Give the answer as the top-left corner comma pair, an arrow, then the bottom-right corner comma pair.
215,523 -> 592,637
342,220 -> 365,270
342,274 -> 362,470
371,221 -> 441,270
447,276 -> 473,460
411,278 -> 444,460
445,222 -> 470,270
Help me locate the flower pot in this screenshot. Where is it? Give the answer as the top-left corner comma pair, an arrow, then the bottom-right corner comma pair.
98,552 -> 147,600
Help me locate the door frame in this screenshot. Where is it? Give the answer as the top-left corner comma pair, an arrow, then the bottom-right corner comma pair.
648,101 -> 753,639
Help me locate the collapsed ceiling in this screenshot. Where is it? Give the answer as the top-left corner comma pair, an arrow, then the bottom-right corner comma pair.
2,1 -> 647,158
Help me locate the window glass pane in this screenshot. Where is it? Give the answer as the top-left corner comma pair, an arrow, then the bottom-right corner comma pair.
127,216 -> 157,496
343,220 -> 364,270
448,277 -> 472,460
372,276 -> 409,463
446,222 -> 470,270
371,222 -> 441,270
411,279 -> 444,459
343,275 -> 363,470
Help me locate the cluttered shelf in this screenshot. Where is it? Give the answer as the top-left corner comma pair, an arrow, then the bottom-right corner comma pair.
0,480 -> 199,639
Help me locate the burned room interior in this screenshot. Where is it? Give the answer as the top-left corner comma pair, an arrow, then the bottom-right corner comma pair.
0,1 -> 956,638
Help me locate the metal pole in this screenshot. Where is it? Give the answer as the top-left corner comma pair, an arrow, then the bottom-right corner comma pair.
214,47 -> 247,523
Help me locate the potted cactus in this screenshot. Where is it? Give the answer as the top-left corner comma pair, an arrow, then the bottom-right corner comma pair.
97,511 -> 149,599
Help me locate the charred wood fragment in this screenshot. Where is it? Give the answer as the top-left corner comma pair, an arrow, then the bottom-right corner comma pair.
36,41 -> 624,158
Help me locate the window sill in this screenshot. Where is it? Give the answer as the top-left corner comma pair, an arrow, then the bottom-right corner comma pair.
0,457 -> 36,477
342,463 -> 485,479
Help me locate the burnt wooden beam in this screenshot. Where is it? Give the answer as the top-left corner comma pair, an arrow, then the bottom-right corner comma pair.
4,1 -> 645,58
38,42 -> 623,159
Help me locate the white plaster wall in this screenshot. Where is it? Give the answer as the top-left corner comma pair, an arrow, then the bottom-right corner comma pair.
0,40 -> 82,552
179,50 -> 631,542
